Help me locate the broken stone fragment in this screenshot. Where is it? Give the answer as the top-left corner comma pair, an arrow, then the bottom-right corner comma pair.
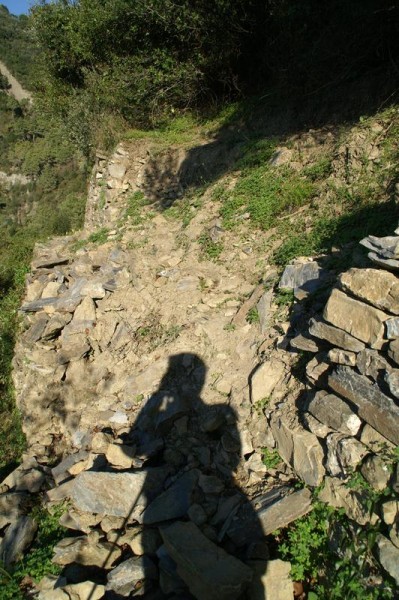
356,348 -> 392,381
270,413 -> 325,486
23,316 -> 48,344
360,455 -> 391,491
91,431 -> 112,454
62,582 -> 105,600
119,526 -> 161,555
381,500 -> 399,525
323,288 -> 388,348
360,424 -> 394,453
51,450 -> 89,485
161,521 -> 253,600
385,370 -> 399,399
388,338 -> 399,365
328,366 -> 399,445
107,556 -> 158,596
340,268 -> 399,315
105,443 -> 136,469
386,317 -> 399,338
326,433 -> 367,477
307,391 -> 362,436
1,461 -> 45,493
59,510 -> 101,534
227,488 -> 312,546
375,534 -> 399,585
302,411 -> 332,438
249,558 -> 293,600
327,348 -> 356,366
71,468 -> 169,519
42,314 -> 71,340
256,289 -> 273,333
52,536 -> 121,567
290,333 -> 320,353
250,359 -> 286,403
306,353 -> 330,387
0,516 -> 38,565
142,469 -> 198,524
32,255 -> 69,270
309,316 -> 365,352
279,260 -> 324,298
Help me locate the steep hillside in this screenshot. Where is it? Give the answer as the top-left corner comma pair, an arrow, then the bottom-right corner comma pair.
1,106 -> 398,598
0,4 -> 38,89
1,2 -> 399,598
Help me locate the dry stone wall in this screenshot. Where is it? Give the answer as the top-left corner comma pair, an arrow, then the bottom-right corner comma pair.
1,140 -> 399,597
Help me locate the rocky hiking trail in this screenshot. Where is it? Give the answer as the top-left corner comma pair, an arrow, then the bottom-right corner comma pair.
0,60 -> 32,104
1,134 -> 399,598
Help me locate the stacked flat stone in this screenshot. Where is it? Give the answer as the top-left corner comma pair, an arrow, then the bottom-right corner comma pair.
282,233 -> 399,585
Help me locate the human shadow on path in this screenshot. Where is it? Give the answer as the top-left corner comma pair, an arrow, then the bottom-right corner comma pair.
108,353 -> 269,599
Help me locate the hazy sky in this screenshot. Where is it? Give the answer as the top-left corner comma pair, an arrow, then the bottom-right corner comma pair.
2,1 -> 33,15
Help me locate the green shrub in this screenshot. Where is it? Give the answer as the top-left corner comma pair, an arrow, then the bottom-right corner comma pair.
261,448 -> 282,469
198,232 -> 223,261
221,167 -> 316,230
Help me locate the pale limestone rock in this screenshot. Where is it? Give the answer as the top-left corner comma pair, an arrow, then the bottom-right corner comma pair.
249,559 -> 293,600
340,268 -> 399,315
119,527 -> 161,555
270,414 -> 325,486
52,536 -> 121,567
361,455 -> 391,491
356,349 -> 392,381
309,316 -> 365,352
105,444 -> 136,469
63,582 -> 106,600
306,354 -> 330,387
326,433 -> 367,476
91,432 -> 112,454
100,515 -> 126,533
360,424 -> 394,452
324,288 -> 388,348
375,534 -> 399,585
250,359 -> 285,403
257,489 -> 312,536
327,348 -> 356,366
107,556 -> 158,596
382,500 -> 399,525
71,469 -> 168,519
41,281 -> 62,299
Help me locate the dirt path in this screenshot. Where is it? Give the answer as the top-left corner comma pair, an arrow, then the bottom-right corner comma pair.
0,60 -> 32,103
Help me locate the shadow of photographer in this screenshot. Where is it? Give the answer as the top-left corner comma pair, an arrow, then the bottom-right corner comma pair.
100,352 -> 269,599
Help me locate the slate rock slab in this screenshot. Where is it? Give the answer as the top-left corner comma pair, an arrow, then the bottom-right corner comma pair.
329,366 -> 399,445
71,468 -> 169,519
340,268 -> 399,315
309,317 -> 365,352
107,556 -> 158,596
0,516 -> 37,565
141,469 -> 198,524
307,391 -> 362,436
323,288 -> 388,348
161,521 -> 253,600
279,261 -> 324,297
52,536 -> 121,567
227,488 -> 312,545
